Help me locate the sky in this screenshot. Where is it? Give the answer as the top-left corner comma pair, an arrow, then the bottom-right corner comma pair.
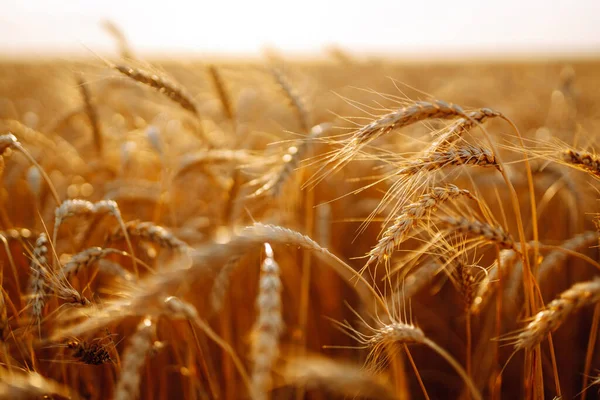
1,0 -> 599,58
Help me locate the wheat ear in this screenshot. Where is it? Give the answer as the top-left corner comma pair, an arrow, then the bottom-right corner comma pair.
365,185 -> 475,268
53,199 -> 137,275
399,144 -> 499,176
283,357 -> 398,400
438,216 -> 515,250
426,108 -> 502,154
561,149 -> 600,179
250,243 -> 284,400
537,231 -> 598,282
113,63 -> 199,117
308,100 -> 468,187
27,233 -> 49,324
336,316 -> 482,400
60,247 -> 126,279
270,66 -> 311,132
514,277 -> 600,350
253,123 -> 331,197
0,368 -> 75,399
76,74 -> 103,156
105,221 -> 188,252
207,64 -> 234,121
114,317 -> 156,400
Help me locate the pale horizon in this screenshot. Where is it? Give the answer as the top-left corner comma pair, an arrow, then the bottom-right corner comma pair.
1,0 -> 599,58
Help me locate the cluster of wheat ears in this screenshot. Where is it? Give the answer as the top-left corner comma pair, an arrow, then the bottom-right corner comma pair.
0,27 -> 600,400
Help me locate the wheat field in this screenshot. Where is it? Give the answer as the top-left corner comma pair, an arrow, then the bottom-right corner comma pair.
0,47 -> 599,400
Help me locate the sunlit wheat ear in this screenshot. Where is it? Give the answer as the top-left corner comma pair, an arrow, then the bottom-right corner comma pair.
438,216 -> 516,250
0,368 -> 75,399
364,185 -> 475,270
426,108 -> 502,155
114,317 -> 155,400
334,312 -> 482,400
27,233 -> 49,325
305,100 -> 468,187
207,64 -> 234,121
270,66 -> 311,132
561,149 -> 600,179
39,263 -> 90,306
471,247 -> 521,314
283,357 -> 398,400
105,221 -> 189,252
538,231 -> 599,282
53,199 -> 137,275
60,247 -> 127,279
250,243 -> 284,400
252,122 -> 331,198
511,277 -> 600,351
209,255 -> 242,314
399,143 -> 500,175
76,73 -> 103,156
112,63 -> 199,117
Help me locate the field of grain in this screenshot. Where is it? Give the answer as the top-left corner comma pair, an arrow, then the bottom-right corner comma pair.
0,53 -> 599,400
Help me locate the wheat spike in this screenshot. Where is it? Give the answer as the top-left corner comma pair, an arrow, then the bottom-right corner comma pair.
439,216 -> 515,249
561,149 -> 600,178
250,243 -> 284,400
365,185 -> 475,267
113,63 -> 199,117
514,277 -> 600,350
114,317 -> 156,400
426,108 -> 502,154
27,233 -> 49,323
283,357 -> 398,400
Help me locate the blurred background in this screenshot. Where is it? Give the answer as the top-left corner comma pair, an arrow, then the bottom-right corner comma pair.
2,0 -> 599,58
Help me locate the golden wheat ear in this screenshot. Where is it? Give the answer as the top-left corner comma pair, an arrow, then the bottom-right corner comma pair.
282,356 -> 398,400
